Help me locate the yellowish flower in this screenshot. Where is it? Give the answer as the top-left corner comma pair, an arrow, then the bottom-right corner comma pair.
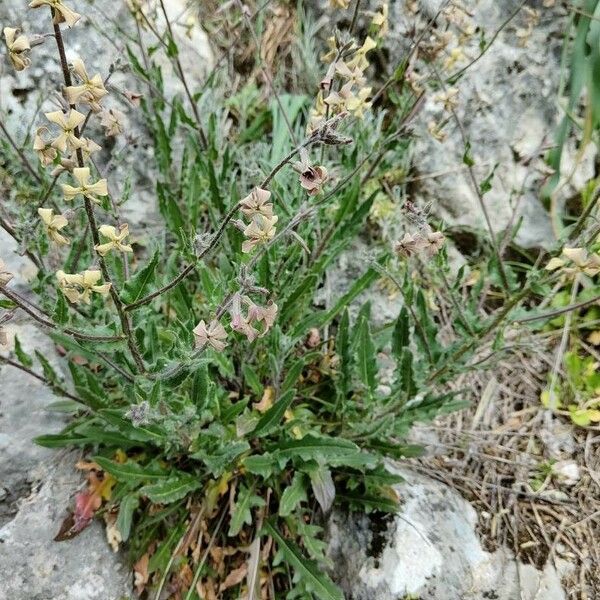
29,0 -> 81,28
100,108 -> 125,137
321,36 -> 341,64
33,127 -> 58,166
427,120 -> 447,142
329,0 -> 351,8
335,61 -> 367,88
443,47 -> 466,70
347,36 -> 377,71
345,86 -> 372,118
65,58 -> 108,112
193,319 -> 228,351
0,259 -> 13,286
94,224 -> 133,256
435,87 -> 459,112
545,248 -> 600,277
3,27 -> 31,71
56,269 -> 111,304
370,3 -> 389,38
45,109 -> 86,153
61,167 -> 108,203
240,188 -> 274,219
242,215 -> 278,253
38,208 -> 70,246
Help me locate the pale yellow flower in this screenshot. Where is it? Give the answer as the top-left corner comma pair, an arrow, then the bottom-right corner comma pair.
94,224 -> 133,256
335,61 -> 367,88
394,232 -> 426,258
546,248 -> 600,277
0,259 -> 13,286
371,3 -> 389,37
3,27 -> 31,71
193,319 -> 228,351
242,215 -> 278,253
443,47 -> 466,70
347,36 -> 377,71
29,0 -> 81,28
38,208 -> 70,246
100,108 -> 125,137
45,109 -> 86,153
345,86 -> 372,119
329,0 -> 351,8
240,188 -> 273,219
435,87 -> 459,112
65,58 -> 108,112
33,127 -> 58,166
56,269 -> 111,304
424,231 -> 445,257
80,137 -> 102,158
61,167 -> 108,203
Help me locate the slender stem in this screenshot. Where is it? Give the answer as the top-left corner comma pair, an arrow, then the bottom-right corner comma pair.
52,17 -> 146,374
516,291 -> 600,324
0,286 -> 125,342
157,0 -> 208,148
430,65 -> 509,289
0,119 -> 43,185
125,139 -> 315,312
569,185 -> 600,242
348,0 -> 362,35
0,354 -> 82,402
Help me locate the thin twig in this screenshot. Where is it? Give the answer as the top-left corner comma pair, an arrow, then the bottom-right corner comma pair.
0,354 -> 81,402
157,0 -> 208,148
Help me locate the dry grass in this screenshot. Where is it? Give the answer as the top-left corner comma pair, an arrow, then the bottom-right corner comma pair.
412,337 -> 600,599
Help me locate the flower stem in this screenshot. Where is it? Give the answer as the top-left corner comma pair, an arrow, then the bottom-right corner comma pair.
51,16 -> 146,374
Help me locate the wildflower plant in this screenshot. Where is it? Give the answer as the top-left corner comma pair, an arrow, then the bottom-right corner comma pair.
1,1 -> 597,598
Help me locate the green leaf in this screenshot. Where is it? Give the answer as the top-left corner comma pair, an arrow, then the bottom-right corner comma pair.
279,472 -> 308,517
243,454 -> 276,478
53,293 -> 68,325
242,364 -> 263,396
14,335 -> 33,367
93,457 -> 169,482
116,494 -> 139,541
336,309 -> 351,399
196,440 -> 250,476
262,519 -> 343,600
140,475 -> 201,504
252,389 -> 296,437
391,307 -> 409,358
121,249 -> 160,305
462,140 -> 475,166
228,485 -> 265,536
356,317 -> 376,393
271,435 -> 376,468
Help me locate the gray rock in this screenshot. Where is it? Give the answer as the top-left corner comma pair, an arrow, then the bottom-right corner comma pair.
327,467 -> 569,600
0,320 -> 133,599
381,1 -> 584,249
0,455 -> 132,600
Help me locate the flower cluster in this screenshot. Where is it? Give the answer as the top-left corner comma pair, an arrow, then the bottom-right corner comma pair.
193,295 -> 278,352
394,230 -> 445,259
310,34 -> 377,133
56,269 -> 111,304
239,188 -> 278,254
545,248 -> 600,278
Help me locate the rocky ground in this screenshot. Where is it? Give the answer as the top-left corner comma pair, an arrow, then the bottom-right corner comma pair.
1,0 -> 596,599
